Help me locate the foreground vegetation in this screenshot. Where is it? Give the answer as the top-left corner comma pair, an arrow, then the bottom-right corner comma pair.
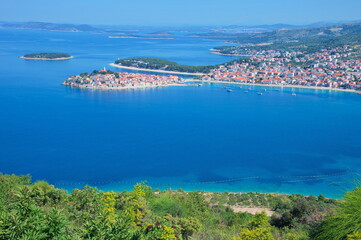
0,173 -> 360,239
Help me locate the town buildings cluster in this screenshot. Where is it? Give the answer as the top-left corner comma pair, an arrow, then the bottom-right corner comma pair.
62,69 -> 182,89
205,46 -> 361,90
64,46 -> 361,92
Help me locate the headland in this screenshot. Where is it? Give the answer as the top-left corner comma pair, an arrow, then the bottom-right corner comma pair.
110,63 -> 204,76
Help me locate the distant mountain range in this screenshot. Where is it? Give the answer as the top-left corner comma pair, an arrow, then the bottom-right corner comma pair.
1,20 -> 360,38
183,21 -> 361,38
222,21 -> 361,31
0,21 -> 102,33
211,23 -> 338,33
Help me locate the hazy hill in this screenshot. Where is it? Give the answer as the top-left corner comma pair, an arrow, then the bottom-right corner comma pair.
231,22 -> 361,44
1,21 -> 102,33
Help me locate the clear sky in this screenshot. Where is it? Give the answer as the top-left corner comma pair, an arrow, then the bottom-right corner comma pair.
1,0 -> 360,26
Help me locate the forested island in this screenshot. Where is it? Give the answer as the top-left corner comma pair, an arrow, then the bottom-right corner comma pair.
1,173 -> 361,239
20,52 -> 73,60
113,58 -> 217,74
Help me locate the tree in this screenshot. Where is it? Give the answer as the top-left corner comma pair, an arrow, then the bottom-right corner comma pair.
348,233 -> 361,240
233,212 -> 274,240
176,217 -> 200,240
123,182 -> 149,229
313,187 -> 361,239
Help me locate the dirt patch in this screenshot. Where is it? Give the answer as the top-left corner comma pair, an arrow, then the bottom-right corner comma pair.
231,207 -> 275,216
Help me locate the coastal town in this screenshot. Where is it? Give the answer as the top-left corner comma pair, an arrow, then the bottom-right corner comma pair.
204,45 -> 361,91
62,69 -> 183,89
63,45 -> 361,93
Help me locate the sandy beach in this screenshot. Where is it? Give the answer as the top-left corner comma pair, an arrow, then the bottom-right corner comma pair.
19,56 -> 74,61
186,79 -> 361,94
110,63 -> 204,76
210,49 -> 251,57
211,51 -> 250,57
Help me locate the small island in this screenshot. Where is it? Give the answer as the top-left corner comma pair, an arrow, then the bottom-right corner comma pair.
62,69 -> 188,89
20,52 -> 73,60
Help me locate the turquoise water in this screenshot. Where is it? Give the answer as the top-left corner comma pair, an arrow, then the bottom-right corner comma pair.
0,29 -> 361,198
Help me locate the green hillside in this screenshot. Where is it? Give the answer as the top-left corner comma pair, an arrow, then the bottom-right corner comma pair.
2,173 -> 361,240
214,32 -> 361,56
231,22 -> 361,44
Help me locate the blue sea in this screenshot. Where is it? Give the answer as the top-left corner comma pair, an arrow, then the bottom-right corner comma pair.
0,28 -> 361,198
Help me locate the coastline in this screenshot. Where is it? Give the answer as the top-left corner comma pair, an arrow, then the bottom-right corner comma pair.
62,77 -> 360,94
56,178 -> 342,199
211,52 -> 251,57
187,79 -> 361,94
110,63 -> 204,76
210,49 -> 250,57
20,56 -> 74,61
61,82 -> 194,90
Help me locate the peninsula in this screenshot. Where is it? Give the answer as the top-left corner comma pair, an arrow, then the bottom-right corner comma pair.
62,69 -> 186,89
75,43 -> 361,92
110,63 -> 204,76
113,57 -> 215,75
20,52 -> 73,60
111,44 -> 361,92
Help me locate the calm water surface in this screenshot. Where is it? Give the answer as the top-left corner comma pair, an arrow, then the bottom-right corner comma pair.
0,29 -> 360,198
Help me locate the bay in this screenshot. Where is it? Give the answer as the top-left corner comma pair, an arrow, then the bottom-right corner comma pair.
0,29 -> 360,198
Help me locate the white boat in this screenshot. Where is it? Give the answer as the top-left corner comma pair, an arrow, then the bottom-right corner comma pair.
292,93 -> 296,96
227,89 -> 233,92
257,92 -> 263,95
